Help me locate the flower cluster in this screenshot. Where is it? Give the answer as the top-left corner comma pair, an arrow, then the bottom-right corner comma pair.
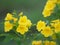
4,12 -> 32,35
36,19 -> 60,37
16,15 -> 32,35
4,12 -> 60,37
4,13 -> 17,32
51,19 -> 60,33
32,40 -> 56,45
36,20 -> 53,37
42,0 -> 57,17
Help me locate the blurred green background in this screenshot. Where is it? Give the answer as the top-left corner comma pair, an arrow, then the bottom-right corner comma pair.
0,0 -> 47,22
1,0 -> 59,45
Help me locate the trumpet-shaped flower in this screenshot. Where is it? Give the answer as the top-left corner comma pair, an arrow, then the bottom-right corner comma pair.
44,41 -> 56,45
18,16 -> 28,25
18,16 -> 32,28
51,19 -> 60,33
42,9 -> 52,17
16,25 -> 28,35
4,21 -> 13,32
41,26 -> 53,37
32,41 -> 42,45
5,13 -> 13,20
54,22 -> 60,33
42,0 -> 56,17
36,20 -> 46,31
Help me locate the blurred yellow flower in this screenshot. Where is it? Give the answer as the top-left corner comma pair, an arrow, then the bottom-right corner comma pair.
32,41 -> 42,45
26,19 -> 32,28
57,0 -> 60,4
50,41 -> 56,45
44,40 -> 50,45
4,21 -> 13,32
36,20 -> 46,31
44,41 -> 56,45
54,22 -> 60,33
16,25 -> 28,35
42,9 -> 52,17
5,13 -> 18,23
5,13 -> 13,20
18,15 -> 32,28
18,16 -> 28,25
41,26 -> 53,37
42,0 -> 56,17
45,2 -> 56,10
51,19 -> 60,33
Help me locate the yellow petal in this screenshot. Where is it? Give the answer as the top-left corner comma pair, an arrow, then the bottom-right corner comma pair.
16,25 -> 28,35
41,26 -> 53,37
5,13 -> 13,20
36,20 -> 46,31
4,21 -> 13,32
32,41 -> 42,45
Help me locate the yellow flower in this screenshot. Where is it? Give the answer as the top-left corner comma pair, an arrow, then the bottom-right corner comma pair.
4,21 -> 13,32
42,9 -> 52,17
16,25 -> 28,35
51,19 -> 60,33
44,41 -> 56,45
45,1 -> 56,10
5,13 -> 18,23
18,16 -> 32,28
5,13 -> 13,20
57,0 -> 60,4
44,40 -> 50,45
36,20 -> 46,31
41,26 -> 53,37
32,41 -> 42,45
54,22 -> 60,33
26,19 -> 32,28
18,16 -> 27,25
50,41 -> 56,45
42,0 -> 56,17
